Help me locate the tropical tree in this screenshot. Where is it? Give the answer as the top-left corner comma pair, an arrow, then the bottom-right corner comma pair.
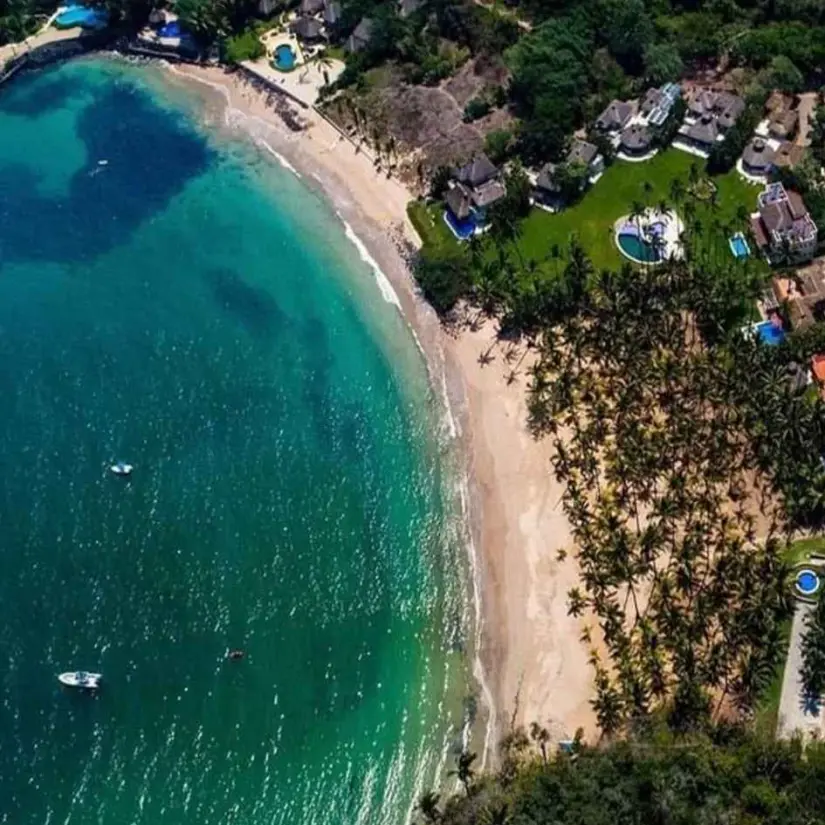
417,791 -> 441,823
801,594 -> 825,705
449,750 -> 477,796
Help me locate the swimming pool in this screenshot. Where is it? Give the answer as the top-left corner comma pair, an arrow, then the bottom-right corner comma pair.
443,209 -> 478,240
796,569 -> 821,598
617,231 -> 661,264
273,43 -> 297,72
754,319 -> 785,346
729,232 -> 750,259
158,20 -> 182,38
54,4 -> 109,29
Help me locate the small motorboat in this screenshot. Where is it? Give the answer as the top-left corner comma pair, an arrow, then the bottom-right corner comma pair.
110,462 -> 133,477
58,671 -> 102,689
226,649 -> 245,661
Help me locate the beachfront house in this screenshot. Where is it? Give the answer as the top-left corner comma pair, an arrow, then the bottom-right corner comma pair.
676,89 -> 745,154
567,139 -> 604,179
444,153 -> 506,239
741,137 -> 776,177
750,182 -> 818,265
764,91 -> 799,141
532,140 -> 603,208
640,82 -> 681,127
594,99 -> 634,136
291,16 -> 326,42
399,0 -> 423,17
346,17 -> 374,52
770,268 -> 825,329
619,123 -> 653,156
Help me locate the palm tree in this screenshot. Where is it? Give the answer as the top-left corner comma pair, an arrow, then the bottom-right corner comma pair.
669,178 -> 686,205
417,791 -> 441,823
642,179 -> 654,205
481,802 -> 513,825
529,721 -> 551,763
688,162 -> 701,188
449,750 -> 477,795
629,199 -> 647,233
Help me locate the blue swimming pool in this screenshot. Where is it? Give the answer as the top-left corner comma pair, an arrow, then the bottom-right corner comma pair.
796,569 -> 821,597
273,43 -> 297,71
158,20 -> 182,38
443,209 -> 478,240
54,4 -> 109,29
729,232 -> 750,259
617,231 -> 661,264
755,319 -> 786,346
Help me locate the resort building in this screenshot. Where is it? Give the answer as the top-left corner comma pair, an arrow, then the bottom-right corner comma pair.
291,0 -> 340,43
444,153 -> 506,239
399,0 -> 423,17
676,89 -> 745,155
741,137 -> 776,177
774,141 -> 805,170
764,91 -> 799,141
532,139 -> 603,208
770,268 -> 825,329
291,16 -> 325,42
751,183 -> 819,265
323,1 -> 342,28
619,123 -> 653,156
595,99 -> 634,134
639,82 -> 681,127
346,17 -> 374,52
812,353 -> 825,397
567,138 -> 604,178
300,0 -> 325,14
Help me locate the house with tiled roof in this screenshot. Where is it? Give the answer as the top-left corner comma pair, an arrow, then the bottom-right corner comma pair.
750,183 -> 818,265
444,153 -> 506,237
677,89 -> 745,154
595,100 -> 634,133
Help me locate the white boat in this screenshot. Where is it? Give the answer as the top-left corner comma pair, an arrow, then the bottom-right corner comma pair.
110,462 -> 133,476
58,671 -> 101,689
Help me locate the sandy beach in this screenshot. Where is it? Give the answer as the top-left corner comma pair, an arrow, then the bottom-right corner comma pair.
162,62 -> 597,756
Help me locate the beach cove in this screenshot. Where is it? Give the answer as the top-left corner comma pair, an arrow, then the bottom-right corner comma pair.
0,53 -> 594,824
157,61 -> 597,746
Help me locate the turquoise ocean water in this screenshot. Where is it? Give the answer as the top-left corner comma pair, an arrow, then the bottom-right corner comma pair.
0,58 -> 467,824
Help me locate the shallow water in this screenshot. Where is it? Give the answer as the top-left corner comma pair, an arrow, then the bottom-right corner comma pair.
0,58 -> 467,825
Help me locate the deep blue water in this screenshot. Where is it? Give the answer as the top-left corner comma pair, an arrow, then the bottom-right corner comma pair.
0,57 -> 467,825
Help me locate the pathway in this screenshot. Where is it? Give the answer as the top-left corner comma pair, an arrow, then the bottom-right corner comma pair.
777,601 -> 823,740
0,24 -> 81,73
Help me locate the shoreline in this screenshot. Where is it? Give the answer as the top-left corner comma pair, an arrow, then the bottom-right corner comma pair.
145,60 -> 597,755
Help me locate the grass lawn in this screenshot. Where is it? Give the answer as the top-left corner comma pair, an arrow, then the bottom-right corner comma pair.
518,149 -> 765,270
407,200 -> 454,251
409,148 -> 769,281
755,536 -> 825,735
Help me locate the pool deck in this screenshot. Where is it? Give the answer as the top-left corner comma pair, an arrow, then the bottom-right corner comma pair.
777,601 -> 825,740
242,48 -> 344,109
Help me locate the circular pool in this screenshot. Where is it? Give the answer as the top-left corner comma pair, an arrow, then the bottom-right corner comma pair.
273,44 -> 297,72
796,568 -> 821,598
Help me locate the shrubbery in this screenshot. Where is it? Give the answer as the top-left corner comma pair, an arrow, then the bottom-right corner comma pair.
223,30 -> 264,64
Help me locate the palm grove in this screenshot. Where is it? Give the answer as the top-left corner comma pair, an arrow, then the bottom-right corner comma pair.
412,165 -> 825,822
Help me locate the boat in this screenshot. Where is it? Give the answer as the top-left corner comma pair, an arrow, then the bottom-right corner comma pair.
110,462 -> 133,476
58,671 -> 102,689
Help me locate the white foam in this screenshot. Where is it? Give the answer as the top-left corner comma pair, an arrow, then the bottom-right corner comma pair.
253,135 -> 301,178
339,216 -> 402,309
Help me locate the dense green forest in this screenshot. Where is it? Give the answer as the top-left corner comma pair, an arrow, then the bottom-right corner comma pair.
422,725 -> 825,825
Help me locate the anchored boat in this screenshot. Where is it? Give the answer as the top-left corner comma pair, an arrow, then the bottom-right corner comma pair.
58,671 -> 101,689
110,462 -> 133,476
